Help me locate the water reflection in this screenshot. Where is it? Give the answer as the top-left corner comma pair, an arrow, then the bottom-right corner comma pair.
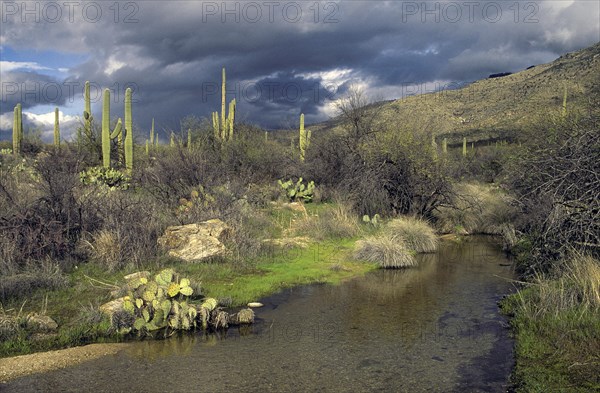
2,237 -> 515,393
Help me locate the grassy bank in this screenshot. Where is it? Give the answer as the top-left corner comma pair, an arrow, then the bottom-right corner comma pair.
0,203 -> 377,358
501,256 -> 600,392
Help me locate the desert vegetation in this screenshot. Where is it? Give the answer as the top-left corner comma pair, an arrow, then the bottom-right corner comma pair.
1,57 -> 599,391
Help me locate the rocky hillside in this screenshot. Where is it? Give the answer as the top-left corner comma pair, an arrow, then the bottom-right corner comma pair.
314,42 -> 600,146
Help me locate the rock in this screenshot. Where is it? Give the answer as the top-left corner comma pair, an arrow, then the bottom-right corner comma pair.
157,219 -> 231,262
247,302 -> 263,308
229,308 -> 255,325
124,271 -> 151,282
261,236 -> 310,249
99,297 -> 126,318
25,313 -> 58,332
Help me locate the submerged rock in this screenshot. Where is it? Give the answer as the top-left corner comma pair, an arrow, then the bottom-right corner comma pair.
157,219 -> 230,262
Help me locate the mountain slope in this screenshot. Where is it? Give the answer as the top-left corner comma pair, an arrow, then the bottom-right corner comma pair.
315,42 -> 600,145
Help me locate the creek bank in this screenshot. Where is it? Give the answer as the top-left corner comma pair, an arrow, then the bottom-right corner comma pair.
0,343 -> 127,383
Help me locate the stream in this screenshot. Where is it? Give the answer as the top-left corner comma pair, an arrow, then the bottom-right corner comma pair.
2,237 -> 516,392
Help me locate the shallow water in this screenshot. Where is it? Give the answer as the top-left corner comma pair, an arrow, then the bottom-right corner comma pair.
3,237 -> 515,392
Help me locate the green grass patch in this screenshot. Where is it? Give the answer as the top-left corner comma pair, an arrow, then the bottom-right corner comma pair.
172,239 -> 376,305
501,257 -> 600,392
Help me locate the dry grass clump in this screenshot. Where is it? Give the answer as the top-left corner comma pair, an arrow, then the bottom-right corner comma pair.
385,216 -> 438,253
434,182 -> 517,235
517,255 -> 600,317
353,235 -> 416,268
291,203 -> 360,241
85,230 -> 124,272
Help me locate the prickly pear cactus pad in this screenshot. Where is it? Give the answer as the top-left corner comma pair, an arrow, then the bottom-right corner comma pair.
106,269 -> 254,337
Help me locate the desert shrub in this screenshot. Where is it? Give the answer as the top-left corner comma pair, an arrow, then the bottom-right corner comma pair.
306,126 -> 453,217
0,261 -> 68,302
385,216 -> 438,253
354,235 -> 416,268
434,182 -> 517,236
78,188 -> 171,270
507,113 -> 599,272
0,148 -> 86,271
291,202 -> 360,241
135,145 -> 214,205
223,199 -> 274,262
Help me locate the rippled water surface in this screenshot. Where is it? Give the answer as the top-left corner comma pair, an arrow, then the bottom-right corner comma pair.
4,237 -> 516,392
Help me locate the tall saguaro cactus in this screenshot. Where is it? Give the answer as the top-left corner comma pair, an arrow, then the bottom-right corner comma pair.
562,84 -> 568,118
124,88 -> 133,171
102,89 -> 123,168
462,137 -> 467,157
431,134 -> 438,160
221,67 -> 226,134
83,81 -> 93,140
213,68 -> 236,142
54,108 -> 60,148
299,113 -> 311,161
442,138 -> 447,154
150,118 -> 155,146
12,104 -> 22,155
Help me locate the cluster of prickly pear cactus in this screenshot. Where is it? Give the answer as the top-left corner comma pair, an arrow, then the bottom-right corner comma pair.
278,177 -> 316,202
12,103 -> 23,155
299,113 -> 311,161
212,68 -> 236,142
116,269 -> 254,336
121,269 -> 198,334
54,108 -> 60,148
362,214 -> 381,227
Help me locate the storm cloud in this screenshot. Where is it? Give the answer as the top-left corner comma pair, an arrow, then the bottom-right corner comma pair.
1,0 -> 598,140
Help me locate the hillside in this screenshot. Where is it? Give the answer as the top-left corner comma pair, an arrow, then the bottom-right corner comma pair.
313,42 -> 600,146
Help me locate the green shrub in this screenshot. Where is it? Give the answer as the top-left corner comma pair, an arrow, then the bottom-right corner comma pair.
79,166 -> 130,190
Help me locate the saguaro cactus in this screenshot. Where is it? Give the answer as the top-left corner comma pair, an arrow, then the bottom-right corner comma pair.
462,137 -> 467,157
299,113 -> 311,161
12,104 -> 22,155
221,67 -> 226,134
431,134 -> 438,160
213,68 -> 236,142
562,84 -> 568,118
83,81 -> 93,140
187,129 -> 192,151
150,118 -> 155,145
102,89 -> 123,168
124,88 -> 133,171
54,107 -> 60,148
442,137 -> 447,154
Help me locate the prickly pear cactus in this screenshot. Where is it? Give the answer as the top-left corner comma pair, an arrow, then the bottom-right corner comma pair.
278,178 -> 316,202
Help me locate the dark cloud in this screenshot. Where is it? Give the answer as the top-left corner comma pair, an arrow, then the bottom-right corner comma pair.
1,0 -> 599,138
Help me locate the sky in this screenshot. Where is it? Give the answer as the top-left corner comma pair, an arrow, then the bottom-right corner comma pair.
1,0 -> 599,142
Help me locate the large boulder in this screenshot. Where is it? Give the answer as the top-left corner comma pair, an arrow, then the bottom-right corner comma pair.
157,219 -> 230,262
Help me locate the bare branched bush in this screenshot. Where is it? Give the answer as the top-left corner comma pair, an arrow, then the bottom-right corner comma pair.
508,113 -> 600,272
